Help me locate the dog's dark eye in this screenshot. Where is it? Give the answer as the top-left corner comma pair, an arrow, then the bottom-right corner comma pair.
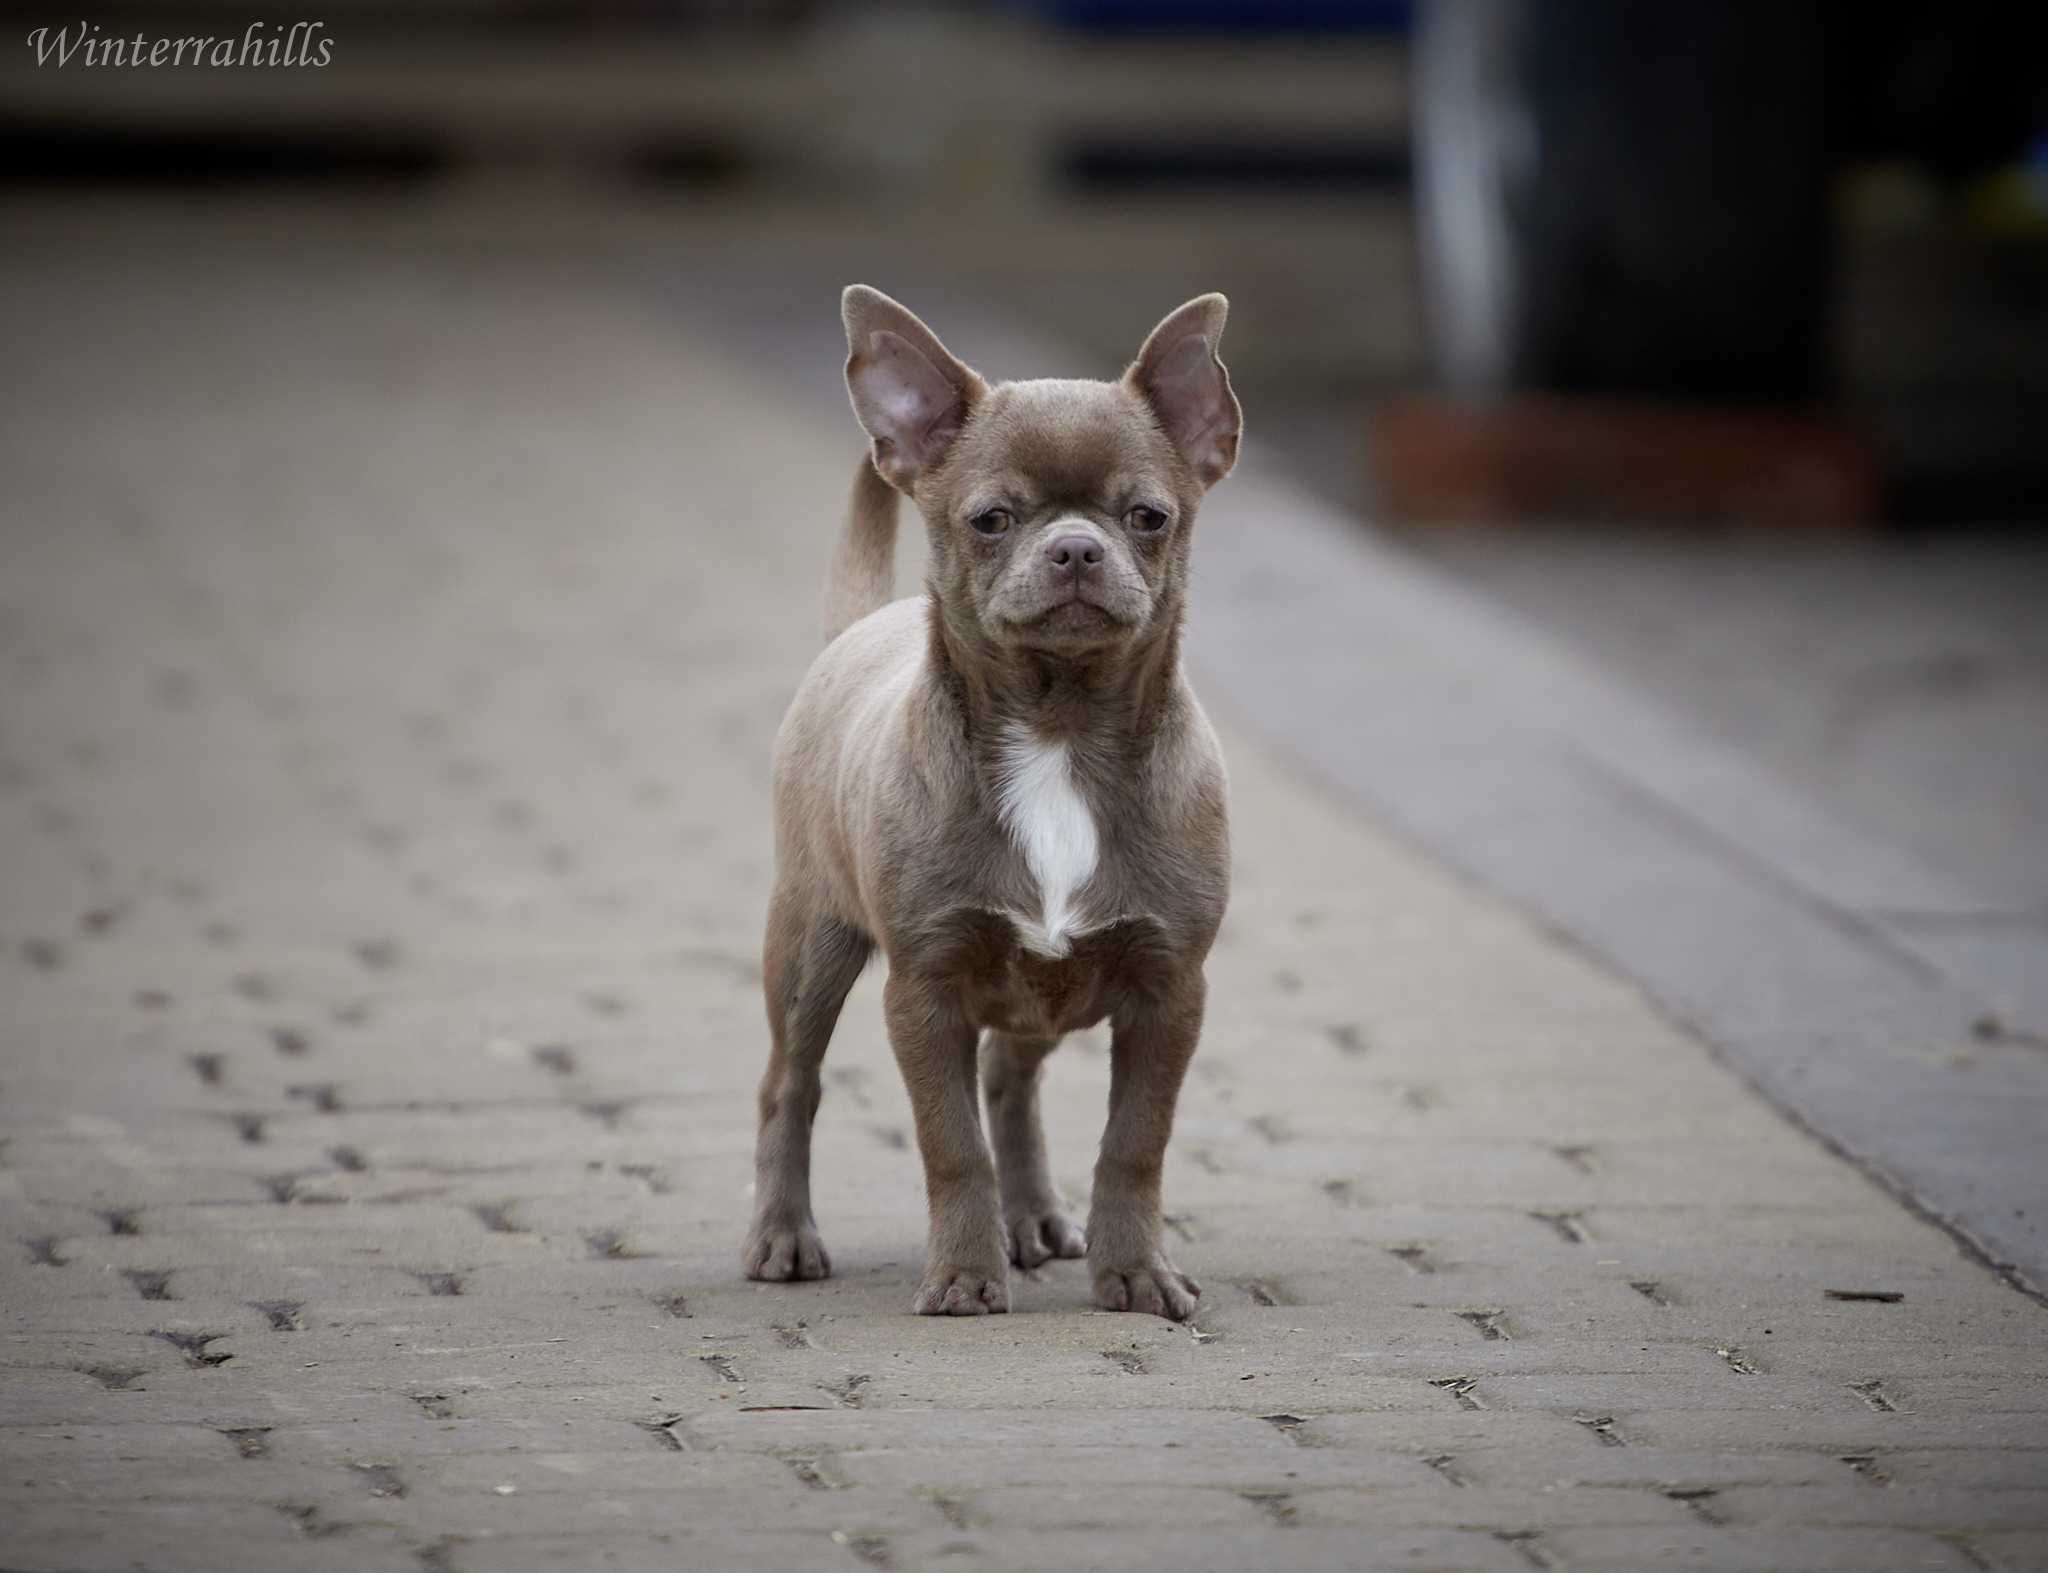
969,507 -> 1013,537
1125,505 -> 1170,533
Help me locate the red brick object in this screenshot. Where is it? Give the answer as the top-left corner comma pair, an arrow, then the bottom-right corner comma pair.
1372,396 -> 1878,528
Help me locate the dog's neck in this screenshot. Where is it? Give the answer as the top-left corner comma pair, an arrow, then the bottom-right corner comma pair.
926,593 -> 1183,765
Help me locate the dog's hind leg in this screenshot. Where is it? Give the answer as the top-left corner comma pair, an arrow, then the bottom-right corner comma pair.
982,1032 -> 1086,1269
742,893 -> 871,1281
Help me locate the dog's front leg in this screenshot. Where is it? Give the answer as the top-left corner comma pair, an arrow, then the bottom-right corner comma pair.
1089,972 -> 1205,1320
885,973 -> 1009,1314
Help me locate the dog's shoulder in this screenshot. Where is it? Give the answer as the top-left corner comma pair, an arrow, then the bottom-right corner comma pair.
777,597 -> 924,748
1131,681 -> 1228,836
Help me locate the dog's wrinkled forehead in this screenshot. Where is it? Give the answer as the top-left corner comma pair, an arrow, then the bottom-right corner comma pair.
942,379 -> 1178,507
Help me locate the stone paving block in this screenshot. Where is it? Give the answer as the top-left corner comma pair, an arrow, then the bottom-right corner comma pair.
1468,1371 -> 1887,1415
3,1159 -> 294,1211
951,1483 -> 1280,1531
697,1402 -> 1309,1452
1286,1483 -> 1694,1530
1221,1324 -> 1747,1381
892,1524 -> 1539,1573
7,1454 -> 359,1505
1879,1449 -> 2048,1491
259,1414 -> 672,1461
1707,1484 -> 2048,1532
1444,1446 -> 1853,1492
1880,1375 -> 2048,1414
413,1449 -> 798,1494
412,1530 -> 869,1573
1626,1412 -> 2048,1453
318,1481 -> 949,1540
1726,1336 -> 2048,1384
1572,1204 -> 1993,1254
0,1422 -> 238,1471
1544,1522 -> 1977,1571
0,1501 -> 422,1573
1976,1528 -> 2048,1570
836,1363 -> 1444,1418
7,1260 -> 462,1317
830,1443 -> 1437,1494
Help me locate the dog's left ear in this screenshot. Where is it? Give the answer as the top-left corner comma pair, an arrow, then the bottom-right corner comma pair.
1126,294 -> 1241,488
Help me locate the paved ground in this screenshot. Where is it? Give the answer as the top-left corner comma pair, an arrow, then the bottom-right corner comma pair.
4,230 -> 2048,1573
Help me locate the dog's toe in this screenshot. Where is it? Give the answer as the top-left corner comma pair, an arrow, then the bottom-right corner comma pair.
742,1221 -> 831,1282
1092,1258 -> 1200,1321
913,1264 -> 1010,1315
1007,1210 -> 1086,1269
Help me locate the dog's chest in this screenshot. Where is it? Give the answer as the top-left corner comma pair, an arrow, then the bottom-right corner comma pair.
942,912 -> 1162,1038
993,729 -> 1101,959
943,730 -> 1188,1035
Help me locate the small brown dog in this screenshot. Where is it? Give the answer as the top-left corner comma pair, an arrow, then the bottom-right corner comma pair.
742,286 -> 1240,1318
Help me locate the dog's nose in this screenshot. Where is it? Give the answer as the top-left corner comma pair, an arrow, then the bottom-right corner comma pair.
1046,534 -> 1104,572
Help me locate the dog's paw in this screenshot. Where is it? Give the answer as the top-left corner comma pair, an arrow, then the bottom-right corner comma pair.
742,1220 -> 831,1282
1092,1257 -> 1200,1321
1005,1209 -> 1086,1270
912,1263 -> 1010,1316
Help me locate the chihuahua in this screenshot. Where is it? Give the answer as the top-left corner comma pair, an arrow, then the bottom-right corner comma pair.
741,286 -> 1241,1318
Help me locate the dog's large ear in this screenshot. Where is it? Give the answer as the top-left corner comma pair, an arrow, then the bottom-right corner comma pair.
842,286 -> 984,491
1125,294 -> 1241,488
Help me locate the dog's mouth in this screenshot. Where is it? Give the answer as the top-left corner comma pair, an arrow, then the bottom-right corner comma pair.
1044,596 -> 1117,624
1009,593 -> 1133,641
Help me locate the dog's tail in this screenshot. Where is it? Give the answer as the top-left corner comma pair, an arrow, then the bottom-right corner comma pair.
822,453 -> 898,643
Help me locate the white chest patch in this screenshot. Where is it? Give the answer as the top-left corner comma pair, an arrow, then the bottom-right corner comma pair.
994,726 -> 1100,958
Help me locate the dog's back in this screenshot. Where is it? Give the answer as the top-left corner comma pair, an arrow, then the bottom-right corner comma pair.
772,590 -> 927,937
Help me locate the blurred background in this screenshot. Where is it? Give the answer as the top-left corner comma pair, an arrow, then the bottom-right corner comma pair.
3,0 -> 2045,906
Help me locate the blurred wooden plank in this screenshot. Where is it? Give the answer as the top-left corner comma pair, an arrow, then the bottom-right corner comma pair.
0,16 -> 1406,189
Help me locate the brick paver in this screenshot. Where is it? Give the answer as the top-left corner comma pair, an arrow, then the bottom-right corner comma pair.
2,237 -> 2044,1572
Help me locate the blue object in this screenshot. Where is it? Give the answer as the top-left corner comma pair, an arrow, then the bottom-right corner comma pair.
1027,1 -> 1411,33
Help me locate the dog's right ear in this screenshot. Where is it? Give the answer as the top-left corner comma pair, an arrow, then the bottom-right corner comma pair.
842,286 -> 984,490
